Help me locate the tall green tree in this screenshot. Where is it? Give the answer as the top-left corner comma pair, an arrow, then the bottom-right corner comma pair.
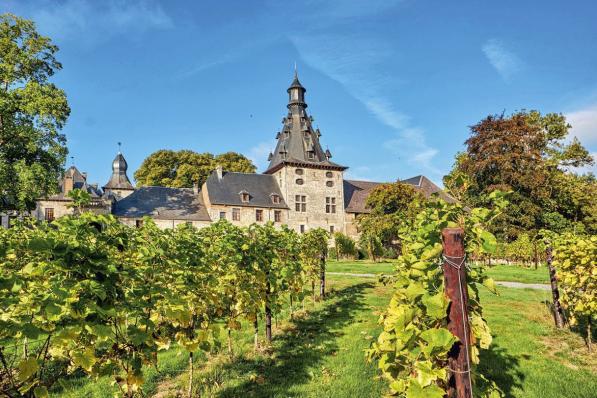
0,14 -> 70,212
444,110 -> 594,239
133,149 -> 256,188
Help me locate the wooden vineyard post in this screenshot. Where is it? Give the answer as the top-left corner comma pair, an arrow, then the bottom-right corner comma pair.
546,245 -> 565,329
441,228 -> 473,398
320,254 -> 326,299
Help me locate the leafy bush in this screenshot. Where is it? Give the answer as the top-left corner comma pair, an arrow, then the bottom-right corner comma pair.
333,232 -> 357,259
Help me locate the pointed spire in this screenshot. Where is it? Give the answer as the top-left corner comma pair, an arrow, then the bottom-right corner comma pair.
103,149 -> 134,192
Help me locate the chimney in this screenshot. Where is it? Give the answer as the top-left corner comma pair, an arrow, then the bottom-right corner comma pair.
81,172 -> 87,181
193,181 -> 199,194
64,175 -> 74,194
216,165 -> 223,180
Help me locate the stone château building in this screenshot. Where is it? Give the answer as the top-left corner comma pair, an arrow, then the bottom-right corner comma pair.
33,73 -> 452,237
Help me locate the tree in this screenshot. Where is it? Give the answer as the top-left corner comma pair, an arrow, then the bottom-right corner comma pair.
357,181 -> 425,256
445,110 -> 594,240
66,188 -> 91,215
0,14 -> 70,212
133,149 -> 256,188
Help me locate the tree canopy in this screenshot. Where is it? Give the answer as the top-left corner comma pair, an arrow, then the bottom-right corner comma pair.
133,150 -> 256,188
444,110 -> 595,239
0,14 -> 70,212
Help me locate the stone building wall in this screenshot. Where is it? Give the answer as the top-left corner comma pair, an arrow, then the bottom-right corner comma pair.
207,204 -> 289,227
118,217 -> 211,229
34,199 -> 111,221
272,165 -> 346,235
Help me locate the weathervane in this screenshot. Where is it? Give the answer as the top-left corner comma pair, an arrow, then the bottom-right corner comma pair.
117,142 -> 122,154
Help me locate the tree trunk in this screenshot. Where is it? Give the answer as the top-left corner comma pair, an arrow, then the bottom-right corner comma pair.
227,329 -> 232,355
320,255 -> 326,299
311,280 -> 315,303
187,351 -> 194,398
546,246 -> 565,329
290,295 -> 294,320
587,317 -> 593,353
265,280 -> 272,343
254,319 -> 259,351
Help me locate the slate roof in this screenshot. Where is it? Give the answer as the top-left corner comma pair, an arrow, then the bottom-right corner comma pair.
44,166 -> 103,200
205,170 -> 289,209
343,175 -> 456,214
112,186 -> 211,221
264,73 -> 347,174
103,152 -> 134,190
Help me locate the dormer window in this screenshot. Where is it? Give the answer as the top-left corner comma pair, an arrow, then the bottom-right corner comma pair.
307,151 -> 315,160
239,190 -> 250,203
271,194 -> 281,204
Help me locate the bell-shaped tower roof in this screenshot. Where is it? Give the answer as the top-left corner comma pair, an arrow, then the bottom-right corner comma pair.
103,148 -> 134,191
264,71 -> 347,174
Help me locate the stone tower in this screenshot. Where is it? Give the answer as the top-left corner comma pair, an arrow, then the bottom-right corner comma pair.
103,149 -> 135,200
264,71 -> 347,234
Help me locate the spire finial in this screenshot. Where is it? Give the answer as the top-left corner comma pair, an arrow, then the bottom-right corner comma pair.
70,156 -> 74,166
294,61 -> 297,77
117,142 -> 122,154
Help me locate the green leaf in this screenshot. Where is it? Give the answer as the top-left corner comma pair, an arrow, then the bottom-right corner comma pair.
404,282 -> 426,300
17,358 -> 39,382
406,379 -> 445,398
415,360 -> 447,387
72,348 -> 96,372
34,386 -> 49,398
420,328 -> 457,356
480,230 -> 497,253
421,293 -> 448,320
482,277 -> 498,294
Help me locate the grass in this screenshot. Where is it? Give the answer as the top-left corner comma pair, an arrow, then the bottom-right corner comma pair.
326,260 -> 394,275
483,264 -> 550,284
479,287 -> 596,397
52,271 -> 595,398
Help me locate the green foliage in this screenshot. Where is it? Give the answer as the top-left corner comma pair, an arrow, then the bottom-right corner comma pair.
333,232 -> 357,259
66,188 -> 91,214
133,149 -> 256,188
367,192 -> 508,397
444,110 -> 595,240
0,215 -> 328,397
0,14 -> 70,212
552,234 -> 596,328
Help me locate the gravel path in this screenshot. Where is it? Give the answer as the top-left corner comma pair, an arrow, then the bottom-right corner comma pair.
327,272 -> 551,291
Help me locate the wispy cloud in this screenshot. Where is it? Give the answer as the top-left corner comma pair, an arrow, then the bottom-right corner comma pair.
566,104 -> 597,145
482,39 -> 522,81
8,0 -> 172,44
247,141 -> 273,172
291,33 -> 440,177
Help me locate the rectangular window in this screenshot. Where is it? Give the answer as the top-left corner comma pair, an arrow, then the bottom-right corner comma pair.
135,219 -> 143,228
219,211 -> 226,220
300,225 -> 305,234
274,210 -> 281,223
295,195 -> 307,212
256,209 -> 263,222
232,208 -> 240,221
45,208 -> 54,221
329,225 -> 335,234
325,197 -> 336,214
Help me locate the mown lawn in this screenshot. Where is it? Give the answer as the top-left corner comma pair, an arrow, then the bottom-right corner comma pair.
482,264 -> 550,284
52,272 -> 595,398
327,260 -> 551,285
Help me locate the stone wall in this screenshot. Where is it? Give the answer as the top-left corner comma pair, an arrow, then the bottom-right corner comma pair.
118,217 -> 211,229
272,165 -> 346,235
207,204 -> 289,227
34,199 -> 111,221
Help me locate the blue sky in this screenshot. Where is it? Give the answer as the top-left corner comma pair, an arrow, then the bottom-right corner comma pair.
5,0 -> 597,186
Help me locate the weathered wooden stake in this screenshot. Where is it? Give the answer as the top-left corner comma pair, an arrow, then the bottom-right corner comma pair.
441,228 -> 473,398
320,254 -> 326,298
546,245 -> 565,329
265,278 -> 272,343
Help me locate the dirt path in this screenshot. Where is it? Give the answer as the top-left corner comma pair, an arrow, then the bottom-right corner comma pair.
327,272 -> 551,290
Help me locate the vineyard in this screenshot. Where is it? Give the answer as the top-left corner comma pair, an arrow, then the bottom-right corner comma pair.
1,194 -> 596,397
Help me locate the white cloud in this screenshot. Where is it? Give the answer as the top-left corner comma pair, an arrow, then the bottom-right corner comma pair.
8,0 -> 172,43
482,39 -> 522,81
566,104 -> 597,145
247,141 -> 273,172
